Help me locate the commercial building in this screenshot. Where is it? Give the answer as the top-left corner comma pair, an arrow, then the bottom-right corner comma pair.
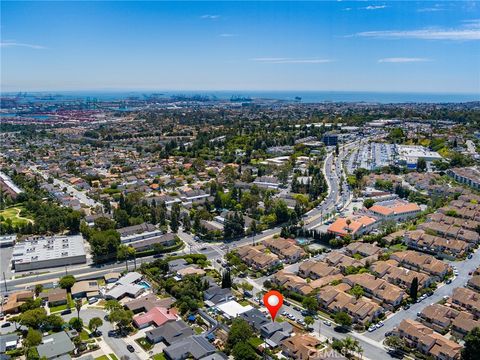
396,145 -> 442,169
11,235 -> 86,272
322,133 -> 338,146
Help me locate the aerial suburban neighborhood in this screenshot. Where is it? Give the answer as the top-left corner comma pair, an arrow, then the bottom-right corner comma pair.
1,92 -> 479,360
1,2 -> 480,360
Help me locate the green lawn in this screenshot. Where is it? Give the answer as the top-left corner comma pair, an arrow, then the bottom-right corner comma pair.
193,326 -> 203,334
0,206 -> 34,227
152,354 -> 166,360
389,243 -> 408,252
80,330 -> 90,341
136,337 -> 153,351
95,356 -> 110,360
109,354 -> 119,360
249,337 -> 264,348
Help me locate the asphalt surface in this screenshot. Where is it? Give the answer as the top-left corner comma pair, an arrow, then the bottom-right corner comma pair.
63,308 -> 141,360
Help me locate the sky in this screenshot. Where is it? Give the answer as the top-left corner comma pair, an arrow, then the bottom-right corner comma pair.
1,1 -> 480,93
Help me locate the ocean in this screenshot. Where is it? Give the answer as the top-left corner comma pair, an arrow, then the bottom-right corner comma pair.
2,90 -> 479,104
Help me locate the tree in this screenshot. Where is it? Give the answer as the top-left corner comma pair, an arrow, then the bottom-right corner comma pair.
170,203 -> 180,233
117,244 -> 131,271
341,336 -> 362,358
385,335 -> 406,351
105,299 -> 122,312
75,298 -> 82,320
334,311 -> 352,328
226,318 -> 254,351
462,327 -> 480,360
417,158 -> 427,172
304,316 -> 314,327
410,277 -> 419,302
88,317 -> 103,334
221,269 -> 232,289
19,308 -> 47,329
44,314 -> 64,332
24,328 -> 43,347
69,317 -> 83,332
350,284 -> 364,299
302,296 -> 318,313
59,275 -> 76,292
128,246 -> 137,270
232,342 -> 258,360
34,284 -> 43,297
109,309 -> 134,334
363,198 -> 375,209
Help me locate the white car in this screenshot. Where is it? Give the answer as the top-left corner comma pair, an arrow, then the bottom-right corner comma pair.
376,321 -> 384,328
323,320 -> 332,326
368,326 -> 376,332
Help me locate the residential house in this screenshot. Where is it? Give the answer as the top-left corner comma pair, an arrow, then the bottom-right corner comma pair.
236,245 -> 281,271
41,288 -> 68,307
418,304 -> 460,333
451,311 -> 480,339
272,270 -> 313,296
467,275 -> 480,292
133,306 -> 177,329
71,280 -> 100,299
345,242 -> 383,258
204,285 -> 233,307
163,335 -> 217,360
393,319 -> 461,360
262,238 -> 306,263
390,251 -> 450,280
36,332 -> 75,360
2,290 -> 33,314
343,273 -> 406,309
370,260 -> 433,289
451,287 -> 480,317
404,230 -> 469,259
145,319 -> 194,344
124,294 -> 174,313
0,333 -> 19,353
239,308 -> 269,332
281,334 -> 321,360
298,261 -> 341,280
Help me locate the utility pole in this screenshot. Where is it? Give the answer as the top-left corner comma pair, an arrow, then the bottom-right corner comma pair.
2,272 -> 7,293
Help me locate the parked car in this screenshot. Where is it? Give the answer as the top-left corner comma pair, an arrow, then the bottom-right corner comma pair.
468,254 -> 473,259
1,322 -> 11,328
446,279 -> 452,284
368,326 -> 376,332
376,321 -> 384,328
127,345 -> 135,353
403,304 -> 410,310
323,320 -> 332,326
61,309 -> 72,315
88,297 -> 98,305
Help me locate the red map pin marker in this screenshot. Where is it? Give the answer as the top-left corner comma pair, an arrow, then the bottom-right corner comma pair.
263,290 -> 283,321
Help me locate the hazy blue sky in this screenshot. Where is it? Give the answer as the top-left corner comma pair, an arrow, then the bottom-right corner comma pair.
1,1 -> 479,93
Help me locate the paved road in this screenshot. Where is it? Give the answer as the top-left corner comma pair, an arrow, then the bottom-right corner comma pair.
63,308 -> 141,360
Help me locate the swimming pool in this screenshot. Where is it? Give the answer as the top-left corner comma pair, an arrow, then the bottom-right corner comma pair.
138,280 -> 151,289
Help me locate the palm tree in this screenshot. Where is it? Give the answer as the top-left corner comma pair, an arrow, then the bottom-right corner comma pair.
118,245 -> 129,271
75,298 -> 82,320
127,247 -> 137,270
342,337 -> 361,358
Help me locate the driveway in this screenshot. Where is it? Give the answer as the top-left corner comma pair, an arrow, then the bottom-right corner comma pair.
63,308 -> 141,360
